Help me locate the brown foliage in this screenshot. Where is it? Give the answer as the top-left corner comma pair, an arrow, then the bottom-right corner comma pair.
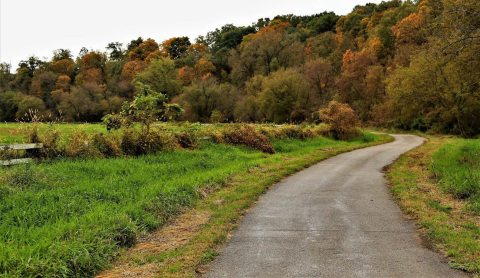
55,75 -> 71,92
121,60 -> 146,80
177,66 -> 195,86
221,125 -> 275,154
128,39 -> 159,61
50,59 -> 76,76
319,101 -> 359,140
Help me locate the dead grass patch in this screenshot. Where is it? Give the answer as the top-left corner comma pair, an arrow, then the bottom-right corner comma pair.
97,210 -> 211,278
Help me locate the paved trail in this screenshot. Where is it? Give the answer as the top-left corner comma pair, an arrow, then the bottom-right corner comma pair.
205,135 -> 467,278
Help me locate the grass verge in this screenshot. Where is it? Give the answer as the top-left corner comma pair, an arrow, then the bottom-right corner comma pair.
97,133 -> 392,278
387,136 -> 480,275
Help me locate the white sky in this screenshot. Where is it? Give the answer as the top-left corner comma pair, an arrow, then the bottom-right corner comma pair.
0,0 -> 383,70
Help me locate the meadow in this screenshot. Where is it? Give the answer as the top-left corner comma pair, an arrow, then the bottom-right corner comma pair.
0,123 -> 385,277
0,122 -> 104,144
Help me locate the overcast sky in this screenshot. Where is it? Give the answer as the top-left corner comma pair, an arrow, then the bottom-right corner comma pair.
0,0 -> 382,69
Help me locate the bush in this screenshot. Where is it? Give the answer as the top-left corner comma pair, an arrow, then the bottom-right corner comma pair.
121,129 -> 176,156
65,132 -> 101,158
175,131 -> 199,149
209,131 -> 225,144
27,126 -> 64,159
222,125 -> 275,154
319,101 -> 360,140
102,114 -> 123,131
92,133 -> 123,157
120,129 -> 139,156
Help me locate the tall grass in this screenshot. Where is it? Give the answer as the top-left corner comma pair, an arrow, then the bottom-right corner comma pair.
0,130 -> 380,277
0,143 -> 265,277
431,139 -> 480,212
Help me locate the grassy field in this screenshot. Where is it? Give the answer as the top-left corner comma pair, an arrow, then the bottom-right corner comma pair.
388,136 -> 480,274
0,122 -> 105,143
0,123 -> 389,277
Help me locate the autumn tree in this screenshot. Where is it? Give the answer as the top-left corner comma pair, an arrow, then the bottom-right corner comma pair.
30,71 -> 57,109
337,49 -> 384,121
303,58 -> 334,103
385,0 -> 480,136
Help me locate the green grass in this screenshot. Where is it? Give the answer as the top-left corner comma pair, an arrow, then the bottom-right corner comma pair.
431,139 -> 480,212
388,136 -> 480,274
0,122 -> 105,143
0,132 -> 386,277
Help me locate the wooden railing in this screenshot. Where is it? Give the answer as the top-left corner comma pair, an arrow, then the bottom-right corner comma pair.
0,143 -> 43,166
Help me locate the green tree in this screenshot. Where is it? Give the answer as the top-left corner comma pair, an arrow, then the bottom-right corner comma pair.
106,42 -> 125,60
259,69 -> 311,123
0,91 -> 18,121
121,82 -> 182,131
162,37 -> 191,59
179,78 -> 239,122
134,57 -> 182,99
15,94 -> 48,120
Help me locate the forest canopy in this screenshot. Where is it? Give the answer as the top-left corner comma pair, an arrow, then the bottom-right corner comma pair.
0,0 -> 479,136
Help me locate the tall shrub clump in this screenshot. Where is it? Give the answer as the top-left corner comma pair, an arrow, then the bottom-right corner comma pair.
319,101 -> 359,140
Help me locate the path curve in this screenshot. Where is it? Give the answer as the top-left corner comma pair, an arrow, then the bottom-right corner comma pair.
205,135 -> 467,278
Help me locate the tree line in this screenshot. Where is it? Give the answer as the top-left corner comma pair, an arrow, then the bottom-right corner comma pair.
0,0 -> 478,136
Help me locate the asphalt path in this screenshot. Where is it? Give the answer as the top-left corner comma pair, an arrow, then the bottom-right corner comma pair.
205,135 -> 467,278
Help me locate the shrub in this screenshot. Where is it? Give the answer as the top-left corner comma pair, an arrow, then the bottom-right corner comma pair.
92,133 -> 123,157
223,125 -> 275,154
175,131 -> 199,149
120,129 -> 139,156
209,131 -> 225,144
280,125 -> 311,140
319,101 -> 360,140
27,126 -> 63,159
40,129 -> 63,158
102,114 -> 123,131
26,126 -> 42,158
65,132 -> 101,158
121,129 -> 176,156
137,130 -> 176,154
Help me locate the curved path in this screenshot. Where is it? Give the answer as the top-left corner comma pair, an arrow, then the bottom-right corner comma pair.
205,135 -> 467,278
